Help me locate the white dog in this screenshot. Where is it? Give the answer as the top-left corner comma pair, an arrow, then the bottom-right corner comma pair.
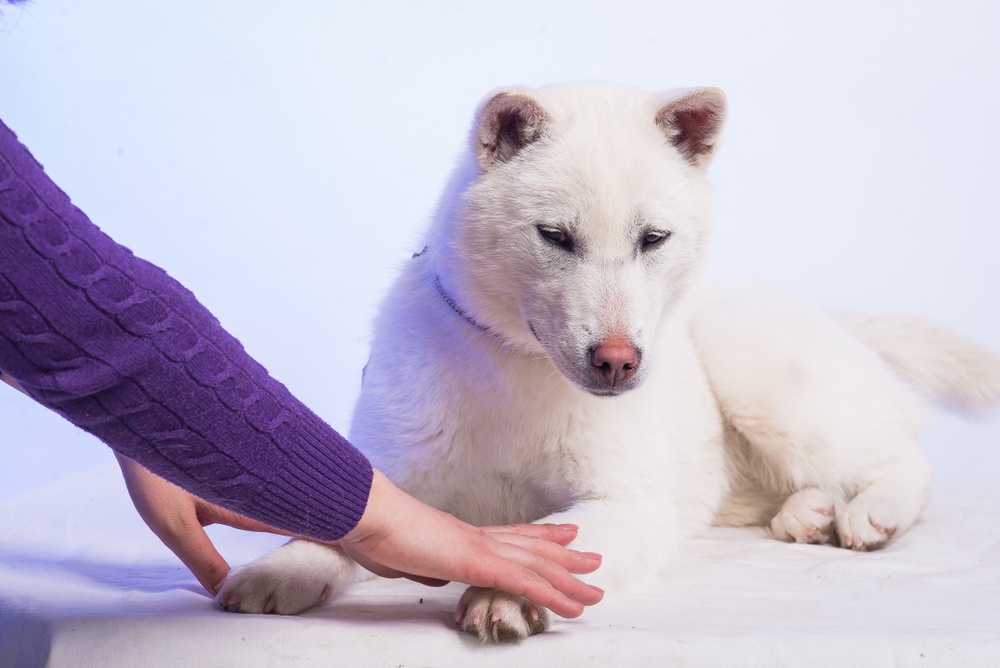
217,83 -> 1000,642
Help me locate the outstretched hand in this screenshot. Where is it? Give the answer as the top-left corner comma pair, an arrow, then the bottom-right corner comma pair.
115,457 -> 603,617
340,470 -> 603,618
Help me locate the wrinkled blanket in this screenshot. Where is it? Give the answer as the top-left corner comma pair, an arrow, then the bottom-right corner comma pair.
1,465 -> 998,667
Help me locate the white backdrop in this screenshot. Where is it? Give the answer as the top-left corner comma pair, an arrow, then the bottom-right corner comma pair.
1,0 -> 997,499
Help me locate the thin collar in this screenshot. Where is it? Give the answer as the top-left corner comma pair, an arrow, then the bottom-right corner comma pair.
414,246 -> 504,342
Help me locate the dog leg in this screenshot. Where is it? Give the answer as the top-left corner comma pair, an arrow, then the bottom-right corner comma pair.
216,539 -> 368,614
692,281 -> 933,550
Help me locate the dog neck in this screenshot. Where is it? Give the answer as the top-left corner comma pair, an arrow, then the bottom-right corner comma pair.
415,246 -> 504,343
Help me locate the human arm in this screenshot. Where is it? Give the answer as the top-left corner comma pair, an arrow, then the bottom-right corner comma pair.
116,452 -> 602,616
0,117 -> 370,540
0,117 -> 602,616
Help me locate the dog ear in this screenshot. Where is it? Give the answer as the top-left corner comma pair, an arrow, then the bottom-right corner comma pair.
655,88 -> 727,169
476,90 -> 550,170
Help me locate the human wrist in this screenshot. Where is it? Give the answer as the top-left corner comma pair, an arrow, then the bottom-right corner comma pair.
342,468 -> 392,544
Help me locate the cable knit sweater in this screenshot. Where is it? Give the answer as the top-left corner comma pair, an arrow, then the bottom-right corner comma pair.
0,118 -> 372,541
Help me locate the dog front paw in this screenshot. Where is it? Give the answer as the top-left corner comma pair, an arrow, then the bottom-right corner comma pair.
837,496 -> 897,551
216,561 -> 333,615
214,539 -> 351,615
770,488 -> 837,545
455,587 -> 549,642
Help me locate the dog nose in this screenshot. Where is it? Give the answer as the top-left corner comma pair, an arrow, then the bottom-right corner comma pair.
591,336 -> 639,387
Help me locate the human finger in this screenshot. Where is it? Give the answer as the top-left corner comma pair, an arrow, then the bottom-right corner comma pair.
485,538 -> 605,609
340,470 -> 603,615
462,545 -> 603,618
483,522 -> 581,547
197,501 -> 295,537
450,525 -> 604,616
402,575 -> 450,587
482,530 -> 602,575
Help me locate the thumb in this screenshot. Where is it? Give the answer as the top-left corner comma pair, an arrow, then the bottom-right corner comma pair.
198,502 -> 295,537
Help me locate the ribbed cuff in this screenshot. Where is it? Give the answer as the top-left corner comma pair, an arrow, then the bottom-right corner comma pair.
241,410 -> 374,541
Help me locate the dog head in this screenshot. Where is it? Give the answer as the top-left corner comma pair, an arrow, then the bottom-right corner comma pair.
439,83 -> 725,397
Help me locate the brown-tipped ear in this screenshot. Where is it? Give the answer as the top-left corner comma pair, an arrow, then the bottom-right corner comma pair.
476,90 -> 550,170
655,88 -> 727,169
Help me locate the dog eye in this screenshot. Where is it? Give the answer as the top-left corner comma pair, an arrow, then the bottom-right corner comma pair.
641,230 -> 671,249
538,226 -> 574,251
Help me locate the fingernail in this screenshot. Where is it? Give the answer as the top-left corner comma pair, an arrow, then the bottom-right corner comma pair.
492,610 -> 503,622
583,552 -> 602,560
455,604 -> 467,624
588,585 -> 605,595
228,594 -> 241,607
530,606 -> 540,621
472,612 -> 483,625
560,524 -> 579,531
264,597 -> 277,613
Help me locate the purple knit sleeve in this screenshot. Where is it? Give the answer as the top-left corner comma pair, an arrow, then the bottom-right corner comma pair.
0,119 -> 372,541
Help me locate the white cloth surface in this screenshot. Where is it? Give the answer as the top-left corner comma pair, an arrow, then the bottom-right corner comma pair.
0,465 -> 998,668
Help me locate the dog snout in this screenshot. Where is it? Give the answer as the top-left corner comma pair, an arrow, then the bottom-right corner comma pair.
590,336 -> 639,388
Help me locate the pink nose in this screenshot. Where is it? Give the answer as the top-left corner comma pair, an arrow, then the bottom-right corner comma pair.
591,336 -> 639,387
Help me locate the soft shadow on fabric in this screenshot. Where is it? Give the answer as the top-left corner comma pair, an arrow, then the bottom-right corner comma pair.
0,549 -> 207,597
0,602 -> 53,668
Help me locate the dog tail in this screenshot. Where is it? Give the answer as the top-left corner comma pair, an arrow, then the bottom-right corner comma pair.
839,313 -> 1000,416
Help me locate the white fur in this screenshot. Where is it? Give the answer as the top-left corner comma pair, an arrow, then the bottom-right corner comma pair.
217,83 -> 1000,642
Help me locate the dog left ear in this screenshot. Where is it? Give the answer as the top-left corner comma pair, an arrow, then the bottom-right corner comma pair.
476,90 -> 551,171
655,88 -> 727,169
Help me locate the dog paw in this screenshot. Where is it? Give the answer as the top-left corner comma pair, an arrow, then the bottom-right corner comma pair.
456,587 -> 549,642
216,562 -> 333,615
837,496 -> 896,551
770,488 -> 837,545
215,539 -> 359,615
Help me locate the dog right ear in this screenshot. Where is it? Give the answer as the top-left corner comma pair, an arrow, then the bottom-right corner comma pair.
655,88 -> 727,170
475,90 -> 550,171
